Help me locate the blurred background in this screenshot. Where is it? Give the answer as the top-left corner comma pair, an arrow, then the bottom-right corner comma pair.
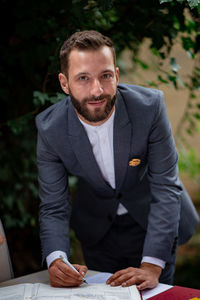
0,0 -> 200,288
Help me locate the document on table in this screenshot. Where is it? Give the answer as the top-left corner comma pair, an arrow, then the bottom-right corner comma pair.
0,272 -> 171,300
0,283 -> 142,300
142,283 -> 172,300
86,272 -> 112,284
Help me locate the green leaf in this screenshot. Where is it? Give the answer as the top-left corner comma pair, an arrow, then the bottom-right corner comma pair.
134,58 -> 149,70
33,91 -> 49,106
193,113 -> 200,119
160,0 -> 200,8
158,75 -> 169,84
187,0 -> 200,9
178,148 -> 200,182
7,114 -> 32,135
186,128 -> 192,135
5,195 -> 15,210
181,36 -> 195,51
186,51 -> 194,59
170,57 -> 181,73
168,74 -> 178,89
159,0 -> 173,3
196,120 -> 200,133
177,75 -> 185,88
145,80 -> 158,88
69,176 -> 78,189
33,91 -> 65,106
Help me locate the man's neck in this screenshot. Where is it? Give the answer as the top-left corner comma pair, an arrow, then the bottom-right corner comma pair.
76,105 -> 115,127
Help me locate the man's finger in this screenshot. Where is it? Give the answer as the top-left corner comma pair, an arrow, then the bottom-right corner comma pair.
110,273 -> 132,286
73,264 -> 88,277
121,275 -> 144,287
58,261 -> 83,280
54,265 -> 82,284
137,280 -> 150,290
107,269 -> 129,284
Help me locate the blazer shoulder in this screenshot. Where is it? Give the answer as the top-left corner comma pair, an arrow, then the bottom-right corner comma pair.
35,97 -> 69,132
117,84 -> 167,127
117,83 -> 164,109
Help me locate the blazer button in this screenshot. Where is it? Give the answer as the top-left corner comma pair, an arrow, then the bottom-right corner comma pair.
117,193 -> 122,199
108,214 -> 113,222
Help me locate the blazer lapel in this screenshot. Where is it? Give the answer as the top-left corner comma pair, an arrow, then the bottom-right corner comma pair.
114,91 -> 132,193
67,101 -> 113,193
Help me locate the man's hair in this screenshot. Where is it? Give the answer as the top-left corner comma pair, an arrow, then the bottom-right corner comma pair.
60,30 -> 116,76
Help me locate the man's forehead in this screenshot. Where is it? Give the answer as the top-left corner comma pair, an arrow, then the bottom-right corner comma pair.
68,46 -> 115,71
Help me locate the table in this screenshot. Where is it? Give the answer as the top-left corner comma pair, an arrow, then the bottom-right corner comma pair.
0,269 -> 98,287
0,269 -> 172,299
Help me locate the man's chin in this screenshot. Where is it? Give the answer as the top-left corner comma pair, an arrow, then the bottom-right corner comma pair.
81,111 -> 110,123
85,115 -> 107,123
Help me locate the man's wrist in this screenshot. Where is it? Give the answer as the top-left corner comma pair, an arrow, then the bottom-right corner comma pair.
141,256 -> 166,269
140,262 -> 162,278
46,250 -> 68,268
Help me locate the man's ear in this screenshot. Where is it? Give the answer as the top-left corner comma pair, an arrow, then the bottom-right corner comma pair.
58,73 -> 69,94
115,67 -> 119,84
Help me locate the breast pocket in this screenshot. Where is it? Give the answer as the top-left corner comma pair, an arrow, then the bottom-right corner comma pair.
128,155 -> 147,181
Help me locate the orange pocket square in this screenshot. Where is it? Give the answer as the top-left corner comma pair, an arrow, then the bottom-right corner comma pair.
129,158 -> 141,167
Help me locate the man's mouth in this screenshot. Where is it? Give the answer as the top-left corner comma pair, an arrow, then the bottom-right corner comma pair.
87,99 -> 106,106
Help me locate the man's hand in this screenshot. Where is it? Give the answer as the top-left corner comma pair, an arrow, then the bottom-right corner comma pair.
0,234 -> 5,246
49,258 -> 88,287
106,263 -> 162,290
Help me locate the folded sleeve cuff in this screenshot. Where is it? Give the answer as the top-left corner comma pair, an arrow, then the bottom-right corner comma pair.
141,256 -> 166,269
46,250 -> 68,268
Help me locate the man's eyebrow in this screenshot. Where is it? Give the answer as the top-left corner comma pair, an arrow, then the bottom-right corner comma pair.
75,72 -> 90,78
74,69 -> 114,78
101,69 -> 114,73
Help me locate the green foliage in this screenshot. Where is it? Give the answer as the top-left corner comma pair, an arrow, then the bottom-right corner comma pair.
178,148 -> 200,183
160,0 -> 200,9
0,119 -> 38,229
33,91 -> 65,107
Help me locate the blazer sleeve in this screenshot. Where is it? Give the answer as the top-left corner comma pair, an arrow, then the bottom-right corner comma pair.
142,90 -> 182,263
36,127 -> 71,263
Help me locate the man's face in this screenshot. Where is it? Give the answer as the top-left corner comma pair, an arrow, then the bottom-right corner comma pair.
59,46 -> 119,125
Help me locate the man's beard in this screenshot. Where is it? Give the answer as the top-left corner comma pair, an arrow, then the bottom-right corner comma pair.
69,88 -> 116,123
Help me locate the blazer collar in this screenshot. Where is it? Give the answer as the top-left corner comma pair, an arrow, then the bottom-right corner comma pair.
114,90 -> 132,192
67,100 -> 113,194
67,90 -> 131,193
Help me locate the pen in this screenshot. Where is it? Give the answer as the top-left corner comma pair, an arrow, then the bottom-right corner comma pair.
59,255 -> 88,284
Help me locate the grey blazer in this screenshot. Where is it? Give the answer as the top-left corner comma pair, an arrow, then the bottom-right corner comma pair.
36,84 -> 199,264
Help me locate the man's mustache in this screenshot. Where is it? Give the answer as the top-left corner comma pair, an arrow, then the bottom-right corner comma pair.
84,95 -> 111,102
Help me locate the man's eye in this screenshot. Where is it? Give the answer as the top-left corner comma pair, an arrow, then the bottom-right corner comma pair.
102,74 -> 112,79
79,76 -> 88,81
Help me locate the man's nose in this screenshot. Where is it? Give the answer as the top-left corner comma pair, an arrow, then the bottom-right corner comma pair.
91,79 -> 103,97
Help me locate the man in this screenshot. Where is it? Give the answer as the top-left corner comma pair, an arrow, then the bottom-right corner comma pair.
36,30 -> 199,290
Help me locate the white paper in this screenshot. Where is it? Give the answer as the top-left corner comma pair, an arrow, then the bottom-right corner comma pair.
35,283 -> 141,300
86,272 -> 112,284
0,274 -> 172,300
0,283 -> 141,300
142,283 -> 173,300
0,283 -> 27,300
86,273 -> 173,300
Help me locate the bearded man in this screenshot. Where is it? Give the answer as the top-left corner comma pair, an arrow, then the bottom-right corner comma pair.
36,30 -> 199,289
